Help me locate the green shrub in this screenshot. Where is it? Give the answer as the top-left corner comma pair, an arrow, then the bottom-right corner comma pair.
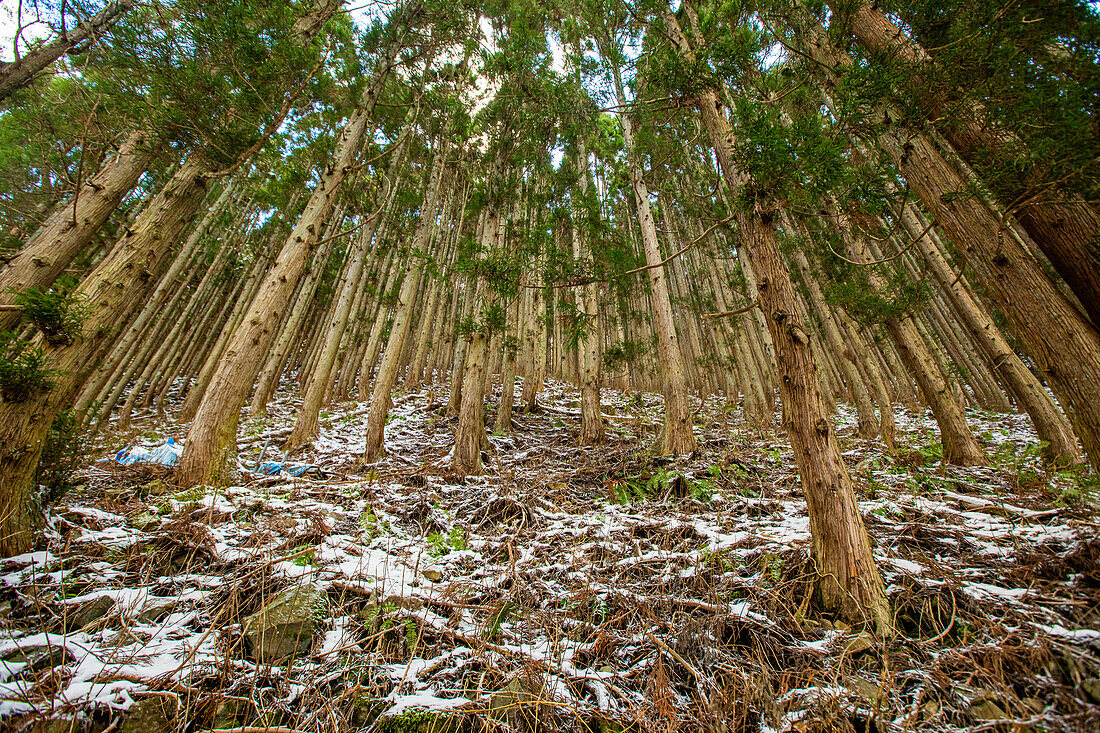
12,276 -> 88,344
0,333 -> 55,402
36,409 -> 89,504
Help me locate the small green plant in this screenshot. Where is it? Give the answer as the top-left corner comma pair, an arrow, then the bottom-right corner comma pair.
360,509 -> 390,540
36,409 -> 89,503
1054,469 -> 1098,507
292,545 -> 316,566
918,441 -> 944,463
760,553 -> 785,586
484,601 -> 515,640
426,526 -> 466,557
608,475 -> 649,504
12,277 -> 88,344
363,601 -> 399,632
447,525 -> 467,552
0,333 -> 55,402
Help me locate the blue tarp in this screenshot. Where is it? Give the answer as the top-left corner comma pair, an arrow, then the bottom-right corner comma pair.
112,438 -> 183,467
253,461 -> 322,478
110,437 -> 323,478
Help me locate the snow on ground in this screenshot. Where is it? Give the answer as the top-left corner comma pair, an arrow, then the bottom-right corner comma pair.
1,377 -> 1099,732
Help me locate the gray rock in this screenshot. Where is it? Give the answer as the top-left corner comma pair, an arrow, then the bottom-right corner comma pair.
489,678 -> 541,729
2,643 -> 73,676
843,632 -> 876,656
243,584 -> 327,663
210,697 -> 251,728
130,513 -> 160,531
120,697 -> 175,733
135,597 -> 178,623
1082,678 -> 1100,704
68,595 -> 115,630
968,694 -> 1009,721
140,479 -> 170,497
845,675 -> 882,705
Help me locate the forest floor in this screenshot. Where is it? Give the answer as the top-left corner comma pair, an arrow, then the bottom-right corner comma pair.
2,378 -> 1100,733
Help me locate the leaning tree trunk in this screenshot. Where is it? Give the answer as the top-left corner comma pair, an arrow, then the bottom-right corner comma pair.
452,188 -> 505,476
0,127 -> 158,331
833,0 -> 1100,328
900,202 -> 1082,464
176,63 -> 397,488
0,0 -> 136,101
361,144 -> 448,461
799,17 -> 1100,471
0,155 -> 211,555
833,205 -> 988,466
667,7 -> 890,634
790,246 -> 879,439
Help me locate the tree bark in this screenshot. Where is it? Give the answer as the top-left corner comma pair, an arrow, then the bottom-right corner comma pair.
667,7 -> 889,633
833,0 -> 1100,328
0,127 -> 157,331
608,55 -> 695,455
0,154 -> 210,555
176,61 -> 397,487
0,0 -> 135,101
900,203 -> 1082,463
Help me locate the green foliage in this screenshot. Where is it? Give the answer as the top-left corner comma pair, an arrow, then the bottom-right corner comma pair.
602,340 -> 646,373
426,526 -> 467,557
1054,470 -> 1099,508
377,709 -> 457,733
360,509 -> 391,540
760,553 -> 785,587
485,601 -> 514,640
0,333 -> 55,402
292,545 -> 317,567
13,277 -> 89,344
36,410 -> 90,503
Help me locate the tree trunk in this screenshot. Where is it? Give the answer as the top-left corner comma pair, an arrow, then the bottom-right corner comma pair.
360,144 -> 448,461
574,138 -> 605,445
901,203 -> 1082,464
609,57 -> 695,455
834,0 -> 1100,328
176,64 -> 396,487
668,7 -> 889,634
0,154 -> 210,555
0,127 -> 157,331
0,0 -> 135,101
800,18 -> 1100,471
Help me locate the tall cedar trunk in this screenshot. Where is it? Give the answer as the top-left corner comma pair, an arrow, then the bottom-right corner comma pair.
834,1 -> 1100,328
791,247 -> 879,439
668,8 -> 889,633
88,185 -> 238,425
881,126 -> 1100,469
834,207 -> 988,466
901,203 -> 1082,463
0,155 -> 210,555
176,62 -> 396,488
0,1 -> 136,101
451,203 -> 502,475
361,144 -> 448,461
494,295 -> 520,435
800,20 -> 1100,470
519,282 -> 545,412
287,215 -> 377,450
608,58 -> 696,455
250,224 -> 338,415
574,138 -> 605,445
0,127 -> 157,331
